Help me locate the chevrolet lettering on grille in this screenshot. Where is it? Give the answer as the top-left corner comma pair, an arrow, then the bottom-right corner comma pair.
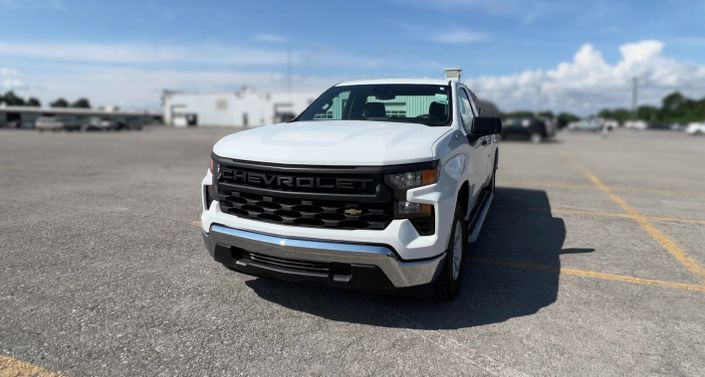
231,169 -> 374,191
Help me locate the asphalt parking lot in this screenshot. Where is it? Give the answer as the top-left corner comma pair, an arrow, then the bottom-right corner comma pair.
1,127 -> 705,376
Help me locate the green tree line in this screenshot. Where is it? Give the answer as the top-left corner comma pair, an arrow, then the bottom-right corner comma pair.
492,91 -> 705,126
0,91 -> 91,109
598,92 -> 705,124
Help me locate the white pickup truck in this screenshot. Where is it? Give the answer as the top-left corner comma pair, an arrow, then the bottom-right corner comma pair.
201,69 -> 501,299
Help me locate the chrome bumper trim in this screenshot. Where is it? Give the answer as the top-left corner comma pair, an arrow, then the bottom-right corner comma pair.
206,225 -> 445,288
211,225 -> 394,255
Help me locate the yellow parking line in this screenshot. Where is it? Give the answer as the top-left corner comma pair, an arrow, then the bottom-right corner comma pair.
587,174 -> 705,282
0,355 -> 64,377
471,258 -> 705,293
566,208 -> 705,226
645,215 -> 705,226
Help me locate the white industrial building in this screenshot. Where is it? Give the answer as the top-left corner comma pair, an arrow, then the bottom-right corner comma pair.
162,87 -> 321,127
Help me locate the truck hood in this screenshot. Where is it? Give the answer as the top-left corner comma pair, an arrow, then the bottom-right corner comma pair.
212,120 -> 451,165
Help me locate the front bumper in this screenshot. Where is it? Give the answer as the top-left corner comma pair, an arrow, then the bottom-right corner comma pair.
201,167 -> 458,261
203,224 -> 445,289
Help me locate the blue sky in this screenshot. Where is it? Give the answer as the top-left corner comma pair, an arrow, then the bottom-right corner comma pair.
1,0 -> 705,113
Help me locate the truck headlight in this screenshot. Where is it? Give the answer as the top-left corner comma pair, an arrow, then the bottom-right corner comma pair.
386,168 -> 437,190
386,165 -> 436,229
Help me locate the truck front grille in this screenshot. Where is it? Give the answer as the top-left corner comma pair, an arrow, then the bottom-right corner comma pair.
214,158 -> 394,230
218,191 -> 392,230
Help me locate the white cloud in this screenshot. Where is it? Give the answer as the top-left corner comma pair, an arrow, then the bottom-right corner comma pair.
1,67 -> 19,76
0,42 -> 291,66
0,41 -> 389,70
431,29 -> 486,44
0,40 -> 400,110
0,67 -> 26,90
8,38 -> 704,116
253,33 -> 287,43
466,40 -> 705,114
17,67 -> 335,111
1,78 -> 26,90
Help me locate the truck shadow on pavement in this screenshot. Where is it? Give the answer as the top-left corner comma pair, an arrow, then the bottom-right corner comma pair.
246,187 -> 593,329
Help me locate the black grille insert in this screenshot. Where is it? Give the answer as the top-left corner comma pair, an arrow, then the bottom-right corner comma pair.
219,191 -> 392,230
247,251 -> 331,273
236,250 -> 353,278
215,159 -> 395,230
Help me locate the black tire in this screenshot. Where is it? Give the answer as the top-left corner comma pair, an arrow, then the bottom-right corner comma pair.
434,205 -> 467,300
489,170 -> 496,194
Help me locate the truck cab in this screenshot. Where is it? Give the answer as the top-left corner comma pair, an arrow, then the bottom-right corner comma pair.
201,69 -> 501,299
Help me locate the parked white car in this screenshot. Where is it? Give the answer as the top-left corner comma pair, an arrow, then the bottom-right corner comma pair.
624,120 -> 647,130
200,69 -> 501,299
685,122 -> 705,135
35,116 -> 65,132
35,116 -> 83,132
568,120 -> 602,132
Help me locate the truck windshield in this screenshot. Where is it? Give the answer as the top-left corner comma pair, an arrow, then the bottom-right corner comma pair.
294,84 -> 453,126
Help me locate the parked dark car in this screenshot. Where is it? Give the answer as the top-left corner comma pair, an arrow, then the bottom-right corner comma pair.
86,116 -> 118,131
647,123 -> 672,131
501,117 -> 555,143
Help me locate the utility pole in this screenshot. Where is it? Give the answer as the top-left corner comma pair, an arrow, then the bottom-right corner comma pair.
535,84 -> 541,117
631,76 -> 638,119
287,48 -> 292,101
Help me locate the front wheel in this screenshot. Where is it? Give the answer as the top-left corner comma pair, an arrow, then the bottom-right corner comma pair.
434,206 -> 467,300
530,132 -> 542,144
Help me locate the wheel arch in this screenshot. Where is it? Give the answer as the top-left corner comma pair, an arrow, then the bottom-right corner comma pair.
457,180 -> 470,220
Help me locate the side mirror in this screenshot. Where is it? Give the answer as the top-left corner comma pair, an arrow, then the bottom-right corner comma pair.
470,117 -> 502,136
